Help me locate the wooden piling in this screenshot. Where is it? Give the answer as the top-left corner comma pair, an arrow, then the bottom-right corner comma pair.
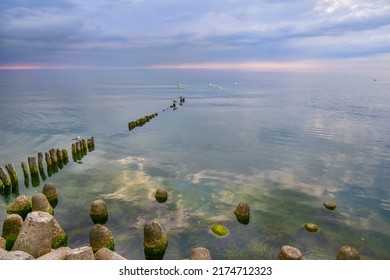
0,166 -> 12,190
49,149 -> 58,165
45,152 -> 52,167
27,156 -> 38,175
21,161 -> 29,187
6,163 -> 19,193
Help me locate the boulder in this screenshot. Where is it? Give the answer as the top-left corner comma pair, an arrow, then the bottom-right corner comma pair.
90,199 -> 108,224
234,201 -> 250,224
12,211 -> 54,258
324,201 -> 337,210
37,247 -> 72,260
95,248 -> 126,260
336,246 -> 360,260
89,224 -> 115,253
42,182 -> 58,208
65,246 -> 95,260
6,195 -> 32,219
1,214 -> 23,250
0,248 -> 34,260
276,245 -> 303,260
155,188 -> 168,203
143,220 -> 168,260
51,218 -> 68,249
189,247 -> 212,260
32,193 -> 54,215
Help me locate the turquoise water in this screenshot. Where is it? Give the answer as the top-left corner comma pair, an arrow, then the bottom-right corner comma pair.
0,69 -> 389,259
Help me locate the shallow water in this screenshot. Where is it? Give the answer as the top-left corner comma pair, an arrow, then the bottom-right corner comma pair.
0,69 -> 389,259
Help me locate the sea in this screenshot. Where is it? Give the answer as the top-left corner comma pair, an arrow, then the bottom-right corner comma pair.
0,68 -> 389,259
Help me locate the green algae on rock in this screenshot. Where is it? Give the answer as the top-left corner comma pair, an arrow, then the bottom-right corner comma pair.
143,220 -> 168,260
6,195 -> 32,219
304,222 -> 319,232
324,201 -> 337,210
211,224 -> 229,237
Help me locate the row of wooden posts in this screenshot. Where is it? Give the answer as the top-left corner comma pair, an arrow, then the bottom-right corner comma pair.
128,96 -> 186,131
0,137 -> 95,195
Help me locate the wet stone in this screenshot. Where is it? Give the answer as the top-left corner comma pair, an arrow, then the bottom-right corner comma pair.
1,214 -> 23,250
0,249 -> 34,260
189,247 -> 212,260
143,220 -> 168,260
276,245 -> 303,260
32,193 -> 54,215
95,248 -> 126,260
234,201 -> 250,224
155,188 -> 168,203
6,195 -> 32,219
89,224 -> 115,253
66,246 -> 95,260
324,201 -> 337,210
90,199 -> 109,224
336,246 -> 360,260
304,222 -> 319,232
42,182 -> 58,208
12,211 -> 54,258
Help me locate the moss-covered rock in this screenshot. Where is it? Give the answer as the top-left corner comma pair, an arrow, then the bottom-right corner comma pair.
51,218 -> 68,249
154,188 -> 168,203
234,201 -> 250,224
89,224 -> 115,253
90,199 -> 108,224
336,246 -> 360,260
6,195 -> 32,219
304,222 -> 319,232
143,220 -> 168,259
42,182 -> 58,208
211,224 -> 229,237
0,237 -> 6,250
324,201 -> 337,210
1,214 -> 23,250
32,193 -> 54,215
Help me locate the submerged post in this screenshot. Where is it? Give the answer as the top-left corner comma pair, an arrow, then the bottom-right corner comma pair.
6,163 -> 19,194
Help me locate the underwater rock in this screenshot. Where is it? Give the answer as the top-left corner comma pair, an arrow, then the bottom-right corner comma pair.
12,211 -> 54,258
276,245 -> 303,260
89,224 -> 115,253
143,220 -> 168,260
32,193 -> 54,215
304,222 -> 320,232
234,201 -> 250,224
336,246 -> 360,260
211,224 -> 229,237
6,195 -> 32,219
1,214 -> 23,250
324,201 -> 337,210
189,247 -> 212,260
95,248 -> 126,260
155,187 -> 168,203
42,182 -> 58,208
90,199 -> 109,224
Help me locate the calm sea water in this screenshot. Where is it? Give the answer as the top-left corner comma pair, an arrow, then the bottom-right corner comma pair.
0,69 -> 389,259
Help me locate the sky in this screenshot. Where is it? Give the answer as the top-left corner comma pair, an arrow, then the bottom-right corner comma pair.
0,0 -> 389,71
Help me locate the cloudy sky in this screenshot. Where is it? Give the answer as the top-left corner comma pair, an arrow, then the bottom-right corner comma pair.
0,0 -> 389,70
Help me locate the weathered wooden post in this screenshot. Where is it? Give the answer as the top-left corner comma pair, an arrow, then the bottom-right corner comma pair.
62,149 -> 69,165
28,156 -> 40,187
37,152 -> 46,181
21,161 -> 29,187
1,166 -> 13,194
6,163 -> 19,194
49,149 -> 58,165
56,148 -> 64,169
